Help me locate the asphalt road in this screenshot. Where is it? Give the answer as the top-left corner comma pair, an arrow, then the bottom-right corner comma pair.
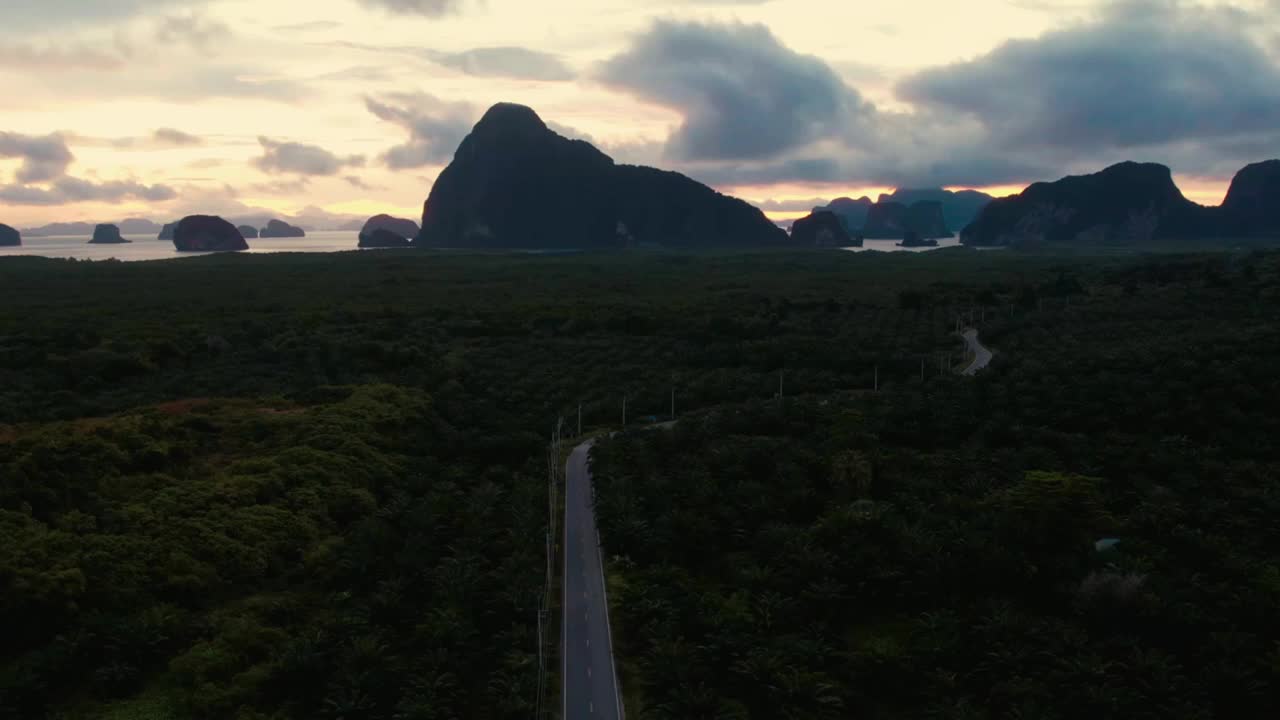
562,439 -> 624,720
961,328 -> 994,376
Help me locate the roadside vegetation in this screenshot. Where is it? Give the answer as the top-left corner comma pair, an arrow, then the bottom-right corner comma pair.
592,249 -> 1280,718
1,246 -> 1275,717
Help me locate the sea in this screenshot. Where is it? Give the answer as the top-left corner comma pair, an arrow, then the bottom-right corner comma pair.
0,231 -> 365,262
0,231 -> 966,262
842,235 -> 963,253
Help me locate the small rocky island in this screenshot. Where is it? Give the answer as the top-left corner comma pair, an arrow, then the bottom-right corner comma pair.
172,215 -> 250,252
238,225 -> 260,239
898,230 -> 939,248
359,215 -> 419,248
260,219 -> 305,238
360,229 -> 413,248
790,211 -> 856,247
89,224 -> 132,244
0,223 -> 20,247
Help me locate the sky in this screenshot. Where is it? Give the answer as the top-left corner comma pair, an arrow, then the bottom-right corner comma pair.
2,0 -> 1279,227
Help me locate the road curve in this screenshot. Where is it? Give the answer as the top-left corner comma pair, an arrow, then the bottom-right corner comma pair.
961,328 -> 993,376
563,440 -> 624,720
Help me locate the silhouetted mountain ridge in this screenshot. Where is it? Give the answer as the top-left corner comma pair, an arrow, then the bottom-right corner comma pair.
960,161 -> 1279,246
418,102 -> 788,249
790,211 -> 855,247
0,223 -> 20,247
812,188 -> 992,240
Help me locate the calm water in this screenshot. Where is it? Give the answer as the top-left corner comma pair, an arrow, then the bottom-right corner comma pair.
1,231 -> 969,261
842,234 -> 963,253
0,231 -> 365,261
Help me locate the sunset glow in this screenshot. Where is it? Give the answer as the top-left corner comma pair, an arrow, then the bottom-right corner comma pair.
0,0 -> 1274,228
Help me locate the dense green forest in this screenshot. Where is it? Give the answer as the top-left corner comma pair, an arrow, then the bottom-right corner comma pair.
1,246 -> 1276,717
592,250 -> 1280,718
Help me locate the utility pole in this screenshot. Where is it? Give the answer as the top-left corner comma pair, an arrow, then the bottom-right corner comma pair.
577,404 -> 582,437
535,603 -> 544,719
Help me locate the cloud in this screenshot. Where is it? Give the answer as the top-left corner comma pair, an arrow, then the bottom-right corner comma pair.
157,186 -> 367,230
898,1 -> 1280,153
320,40 -> 570,82
0,132 -> 76,183
3,60 -> 308,103
599,20 -> 875,162
248,178 -> 311,195
365,93 -> 477,168
312,65 -> 396,83
0,43 -> 128,70
152,128 -> 204,147
0,177 -> 176,205
1,0 -> 189,30
583,7 -> 1280,192
154,13 -> 233,52
424,47 -> 574,81
752,197 -> 839,213
274,21 -> 342,32
68,128 -> 205,150
357,0 -> 464,17
344,175 -> 385,191
253,137 -> 365,176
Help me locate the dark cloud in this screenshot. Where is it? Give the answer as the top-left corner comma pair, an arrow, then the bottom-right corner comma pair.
424,47 -> 574,81
0,177 -> 176,205
364,93 -> 476,169
0,132 -> 76,183
586,7 -> 1280,192
253,137 -> 365,176
598,20 -> 875,162
356,0 -> 464,17
898,1 -> 1280,152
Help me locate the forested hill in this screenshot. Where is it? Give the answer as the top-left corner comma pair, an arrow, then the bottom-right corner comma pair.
2,246 -> 1279,718
591,251 -> 1280,718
